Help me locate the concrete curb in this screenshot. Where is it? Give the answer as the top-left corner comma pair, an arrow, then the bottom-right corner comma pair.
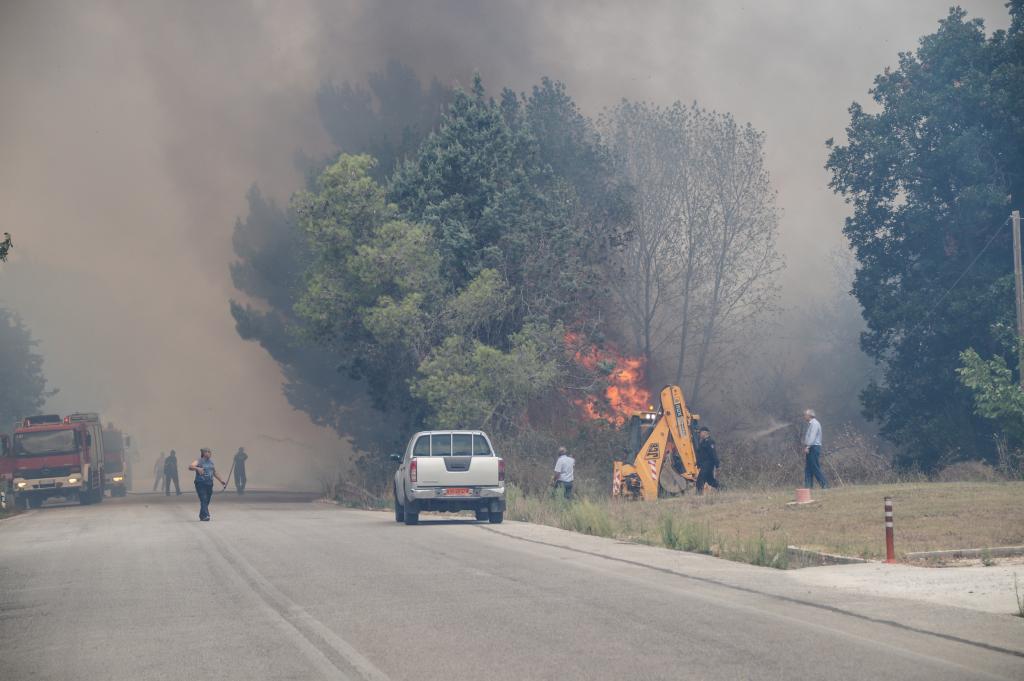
905,546 -> 1024,561
786,545 -> 869,567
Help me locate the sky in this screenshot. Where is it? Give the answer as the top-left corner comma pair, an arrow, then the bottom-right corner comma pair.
0,0 -> 1011,486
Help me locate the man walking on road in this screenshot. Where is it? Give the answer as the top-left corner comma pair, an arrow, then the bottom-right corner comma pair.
802,409 -> 829,489
163,450 -> 181,496
189,448 -> 227,521
233,447 -> 248,495
152,452 -> 165,492
552,446 -> 575,500
695,427 -> 721,495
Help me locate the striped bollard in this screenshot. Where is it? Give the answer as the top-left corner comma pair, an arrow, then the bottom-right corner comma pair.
884,496 -> 895,563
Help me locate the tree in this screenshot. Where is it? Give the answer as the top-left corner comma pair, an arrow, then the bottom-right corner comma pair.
0,233 -> 11,262
229,64 -> 451,444
315,60 -> 450,181
959,342 -> 1024,444
602,101 -> 781,403
293,75 -> 627,436
826,4 -> 1024,468
0,308 -> 55,427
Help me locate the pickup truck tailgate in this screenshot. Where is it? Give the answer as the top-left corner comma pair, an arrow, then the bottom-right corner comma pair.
414,456 -> 500,487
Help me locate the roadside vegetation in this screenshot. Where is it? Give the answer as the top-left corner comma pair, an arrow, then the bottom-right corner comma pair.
505,481 -> 1024,569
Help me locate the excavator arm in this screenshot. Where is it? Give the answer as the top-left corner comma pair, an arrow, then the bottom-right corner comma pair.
612,385 -> 700,501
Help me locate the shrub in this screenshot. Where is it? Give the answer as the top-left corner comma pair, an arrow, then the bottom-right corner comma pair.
935,460 -> 1002,482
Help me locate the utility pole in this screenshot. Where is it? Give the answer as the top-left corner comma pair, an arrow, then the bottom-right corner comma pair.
1013,210 -> 1023,388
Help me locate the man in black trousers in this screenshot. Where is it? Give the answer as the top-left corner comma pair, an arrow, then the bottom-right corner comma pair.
695,427 -> 720,495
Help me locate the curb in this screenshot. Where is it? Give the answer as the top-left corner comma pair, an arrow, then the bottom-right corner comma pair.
905,546 -> 1024,561
786,545 -> 869,567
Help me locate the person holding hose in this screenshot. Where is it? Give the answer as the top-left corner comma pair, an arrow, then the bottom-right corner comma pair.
188,448 -> 226,521
802,409 -> 829,489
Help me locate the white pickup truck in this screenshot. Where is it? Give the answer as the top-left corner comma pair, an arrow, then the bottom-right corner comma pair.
391,430 -> 506,525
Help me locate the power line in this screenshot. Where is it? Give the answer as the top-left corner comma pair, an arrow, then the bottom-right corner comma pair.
904,216 -> 1011,339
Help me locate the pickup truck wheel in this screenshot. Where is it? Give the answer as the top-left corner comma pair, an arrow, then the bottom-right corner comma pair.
403,505 -> 419,525
474,509 -> 488,521
488,511 -> 503,524
394,490 -> 404,523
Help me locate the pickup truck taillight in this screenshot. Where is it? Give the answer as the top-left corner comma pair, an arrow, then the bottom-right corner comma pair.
498,459 -> 505,482
410,458 -> 417,483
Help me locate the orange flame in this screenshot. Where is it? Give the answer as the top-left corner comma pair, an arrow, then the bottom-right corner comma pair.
566,333 -> 651,426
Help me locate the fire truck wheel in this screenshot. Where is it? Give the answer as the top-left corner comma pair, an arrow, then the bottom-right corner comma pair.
27,496 -> 43,509
79,489 -> 93,505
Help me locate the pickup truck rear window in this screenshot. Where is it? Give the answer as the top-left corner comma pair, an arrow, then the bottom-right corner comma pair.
472,435 -> 492,455
411,433 -> 494,456
431,434 -> 452,456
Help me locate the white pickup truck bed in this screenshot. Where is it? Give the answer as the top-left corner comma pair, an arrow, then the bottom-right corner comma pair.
393,430 -> 506,525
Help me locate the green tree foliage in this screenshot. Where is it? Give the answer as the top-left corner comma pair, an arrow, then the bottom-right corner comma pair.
229,64 -> 449,444
293,76 -> 626,434
826,4 -> 1024,468
959,343 -> 1024,444
390,76 -> 627,334
0,233 -> 11,262
0,308 -> 55,428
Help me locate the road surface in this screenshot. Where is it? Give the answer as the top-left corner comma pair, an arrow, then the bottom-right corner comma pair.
1,493 -> 1022,680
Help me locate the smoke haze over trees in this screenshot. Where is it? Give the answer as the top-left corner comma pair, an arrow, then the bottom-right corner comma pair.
1,0 -> 1013,486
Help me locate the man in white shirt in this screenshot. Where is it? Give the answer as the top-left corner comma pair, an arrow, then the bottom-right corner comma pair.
802,409 -> 829,489
552,446 -> 575,500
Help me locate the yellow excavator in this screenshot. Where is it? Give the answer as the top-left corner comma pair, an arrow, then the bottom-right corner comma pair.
612,385 -> 701,500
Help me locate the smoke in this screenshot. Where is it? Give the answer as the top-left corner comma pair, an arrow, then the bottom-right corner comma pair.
0,1 -> 1010,484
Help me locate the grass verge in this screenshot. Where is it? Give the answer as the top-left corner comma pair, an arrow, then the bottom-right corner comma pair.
506,481 -> 1024,569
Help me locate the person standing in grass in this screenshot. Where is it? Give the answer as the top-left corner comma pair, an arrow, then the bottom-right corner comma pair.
802,409 -> 829,489
695,427 -> 720,495
188,448 -> 227,521
552,446 -> 575,500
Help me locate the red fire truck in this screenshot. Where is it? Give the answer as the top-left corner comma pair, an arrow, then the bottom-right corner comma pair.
10,413 -> 105,509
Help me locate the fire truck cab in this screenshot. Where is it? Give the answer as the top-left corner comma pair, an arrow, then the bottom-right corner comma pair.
11,413 -> 105,509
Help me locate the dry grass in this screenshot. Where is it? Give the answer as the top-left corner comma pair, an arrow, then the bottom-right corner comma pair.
506,481 -> 1024,566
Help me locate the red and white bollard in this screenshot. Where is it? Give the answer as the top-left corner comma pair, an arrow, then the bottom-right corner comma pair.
884,496 -> 896,563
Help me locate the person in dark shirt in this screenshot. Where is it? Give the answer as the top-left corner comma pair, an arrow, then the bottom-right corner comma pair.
695,427 -> 720,495
232,447 -> 248,495
163,450 -> 181,496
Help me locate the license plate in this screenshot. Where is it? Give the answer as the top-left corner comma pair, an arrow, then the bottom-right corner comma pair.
444,487 -> 471,496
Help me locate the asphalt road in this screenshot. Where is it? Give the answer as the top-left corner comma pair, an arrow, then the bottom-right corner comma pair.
1,492 -> 1022,681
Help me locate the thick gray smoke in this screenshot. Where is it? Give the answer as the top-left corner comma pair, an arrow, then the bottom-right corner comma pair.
0,1 -> 1009,484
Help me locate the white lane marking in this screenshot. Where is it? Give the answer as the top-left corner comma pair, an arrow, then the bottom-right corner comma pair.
194,527 -> 391,681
